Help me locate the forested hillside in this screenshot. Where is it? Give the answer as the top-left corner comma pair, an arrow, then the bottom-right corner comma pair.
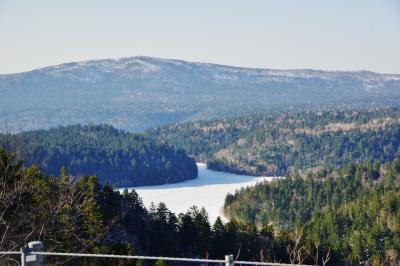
224,159 -> 400,265
146,108 -> 400,176
0,124 -> 197,186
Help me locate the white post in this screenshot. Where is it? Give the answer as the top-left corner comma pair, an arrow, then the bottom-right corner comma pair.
20,247 -> 26,266
225,255 -> 234,266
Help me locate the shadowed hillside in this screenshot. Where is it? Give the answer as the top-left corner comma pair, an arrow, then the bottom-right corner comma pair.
0,124 -> 197,186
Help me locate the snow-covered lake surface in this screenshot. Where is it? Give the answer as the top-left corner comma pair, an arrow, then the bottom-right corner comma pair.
120,163 -> 277,222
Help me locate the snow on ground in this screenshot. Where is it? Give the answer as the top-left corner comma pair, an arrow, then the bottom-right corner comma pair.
120,163 -> 277,223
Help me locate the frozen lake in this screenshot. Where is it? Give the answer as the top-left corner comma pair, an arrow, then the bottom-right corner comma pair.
120,163 -> 277,222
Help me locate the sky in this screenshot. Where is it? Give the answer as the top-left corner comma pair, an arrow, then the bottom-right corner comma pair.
0,0 -> 399,74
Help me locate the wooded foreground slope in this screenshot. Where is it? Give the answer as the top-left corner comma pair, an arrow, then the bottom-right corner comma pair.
1,148 -> 399,265
224,159 -> 400,265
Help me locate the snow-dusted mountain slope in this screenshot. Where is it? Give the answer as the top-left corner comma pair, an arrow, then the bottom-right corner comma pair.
1,56 -> 399,132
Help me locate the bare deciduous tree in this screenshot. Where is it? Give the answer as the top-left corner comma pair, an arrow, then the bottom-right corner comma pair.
321,248 -> 331,266
287,226 -> 306,265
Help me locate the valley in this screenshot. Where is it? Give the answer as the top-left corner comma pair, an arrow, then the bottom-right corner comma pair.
2,2 -> 400,265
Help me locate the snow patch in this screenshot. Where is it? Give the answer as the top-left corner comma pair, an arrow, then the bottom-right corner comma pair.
119,163 -> 278,222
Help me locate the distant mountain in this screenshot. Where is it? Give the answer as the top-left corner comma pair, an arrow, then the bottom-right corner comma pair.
1,56 -> 399,132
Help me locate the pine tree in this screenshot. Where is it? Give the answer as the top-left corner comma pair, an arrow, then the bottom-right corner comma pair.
211,217 -> 226,258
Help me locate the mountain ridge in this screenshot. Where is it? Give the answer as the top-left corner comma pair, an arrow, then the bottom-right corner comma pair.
2,55 -> 400,77
1,56 -> 399,132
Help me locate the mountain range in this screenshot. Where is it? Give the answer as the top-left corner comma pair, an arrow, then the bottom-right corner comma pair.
1,56 -> 399,132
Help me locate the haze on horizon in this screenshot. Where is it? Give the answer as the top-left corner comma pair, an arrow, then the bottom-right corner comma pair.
1,0 -> 400,74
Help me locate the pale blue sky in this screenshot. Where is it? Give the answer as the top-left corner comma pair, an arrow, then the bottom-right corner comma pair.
0,0 -> 399,74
